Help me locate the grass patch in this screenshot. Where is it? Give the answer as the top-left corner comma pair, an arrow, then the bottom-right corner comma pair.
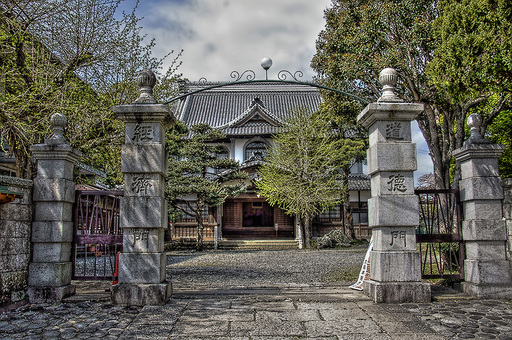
322,266 -> 360,283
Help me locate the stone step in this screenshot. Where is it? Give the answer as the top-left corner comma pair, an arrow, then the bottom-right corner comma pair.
172,284 -> 369,301
219,239 -> 299,250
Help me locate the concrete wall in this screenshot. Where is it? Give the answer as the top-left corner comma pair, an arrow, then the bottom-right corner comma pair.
0,175 -> 33,309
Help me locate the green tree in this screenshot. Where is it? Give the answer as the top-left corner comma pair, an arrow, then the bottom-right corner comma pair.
165,123 -> 247,249
489,110 -> 512,178
428,0 -> 512,107
311,0 -> 509,189
427,0 -> 512,178
256,109 -> 366,248
0,0 -> 182,181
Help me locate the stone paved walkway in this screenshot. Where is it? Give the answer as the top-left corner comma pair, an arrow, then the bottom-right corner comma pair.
1,284 -> 512,339
1,249 -> 512,339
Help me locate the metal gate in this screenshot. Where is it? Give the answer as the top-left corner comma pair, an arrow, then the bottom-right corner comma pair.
415,189 -> 464,280
72,190 -> 123,280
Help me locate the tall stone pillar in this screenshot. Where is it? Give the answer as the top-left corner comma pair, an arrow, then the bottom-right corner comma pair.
28,113 -> 81,303
357,68 -> 431,303
453,113 -> 512,298
111,70 -> 174,306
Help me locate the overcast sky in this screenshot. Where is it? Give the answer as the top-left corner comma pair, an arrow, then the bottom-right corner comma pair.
123,0 -> 331,81
123,0 -> 433,181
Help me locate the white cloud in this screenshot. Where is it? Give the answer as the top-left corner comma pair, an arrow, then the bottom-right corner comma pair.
124,0 -> 434,181
130,0 -> 332,81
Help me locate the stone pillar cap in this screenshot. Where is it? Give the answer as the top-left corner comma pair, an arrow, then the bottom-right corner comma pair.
357,102 -> 424,127
113,104 -> 176,129
30,143 -> 82,161
357,68 -> 423,127
453,143 -> 506,162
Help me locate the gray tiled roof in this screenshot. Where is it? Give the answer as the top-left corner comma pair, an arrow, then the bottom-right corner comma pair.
175,82 -> 322,136
348,173 -> 371,191
173,81 -> 370,192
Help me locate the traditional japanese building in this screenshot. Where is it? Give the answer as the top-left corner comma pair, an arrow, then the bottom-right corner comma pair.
172,82 -> 370,241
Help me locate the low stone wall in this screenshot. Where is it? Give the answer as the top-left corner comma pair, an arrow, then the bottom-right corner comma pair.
503,178 -> 512,261
0,175 -> 33,309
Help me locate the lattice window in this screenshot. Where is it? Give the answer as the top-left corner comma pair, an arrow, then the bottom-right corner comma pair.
174,201 -> 209,221
316,205 -> 341,222
244,141 -> 268,161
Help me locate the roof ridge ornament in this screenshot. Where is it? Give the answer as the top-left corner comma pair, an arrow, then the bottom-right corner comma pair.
277,70 -> 303,82
250,97 -> 265,108
163,59 -> 371,105
230,70 -> 256,82
195,57 -> 304,84
377,68 -> 403,103
261,57 -> 272,80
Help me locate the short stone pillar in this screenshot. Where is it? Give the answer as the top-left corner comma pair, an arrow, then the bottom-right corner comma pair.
453,113 -> 512,298
357,68 -> 431,303
28,113 -> 81,303
504,178 -> 512,261
111,70 -> 175,306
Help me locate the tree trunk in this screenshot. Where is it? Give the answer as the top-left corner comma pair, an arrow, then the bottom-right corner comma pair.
15,148 -> 32,179
342,198 -> 355,241
303,213 -> 312,249
341,170 -> 356,240
196,199 -> 205,250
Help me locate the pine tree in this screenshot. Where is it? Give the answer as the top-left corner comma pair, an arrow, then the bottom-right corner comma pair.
165,123 -> 247,249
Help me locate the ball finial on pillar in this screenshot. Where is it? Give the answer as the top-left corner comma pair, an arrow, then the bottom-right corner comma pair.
466,113 -> 489,145
378,68 -> 402,103
46,112 -> 68,145
135,69 -> 157,104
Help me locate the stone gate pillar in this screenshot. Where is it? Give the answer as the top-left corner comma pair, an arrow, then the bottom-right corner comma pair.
357,68 -> 431,303
28,113 -> 81,303
504,178 -> 512,261
111,70 -> 174,306
453,113 -> 512,298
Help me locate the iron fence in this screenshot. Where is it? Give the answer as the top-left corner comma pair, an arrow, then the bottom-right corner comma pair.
72,190 -> 123,280
415,189 -> 464,280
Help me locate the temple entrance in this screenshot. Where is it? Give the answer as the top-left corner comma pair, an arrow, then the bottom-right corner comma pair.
222,197 -> 295,239
242,201 -> 273,227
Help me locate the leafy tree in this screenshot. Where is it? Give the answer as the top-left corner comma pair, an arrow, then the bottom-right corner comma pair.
311,0 -> 511,189
256,109 -> 366,248
427,0 -> 512,178
0,0 -> 182,181
489,110 -> 512,178
428,0 -> 512,107
165,123 -> 247,249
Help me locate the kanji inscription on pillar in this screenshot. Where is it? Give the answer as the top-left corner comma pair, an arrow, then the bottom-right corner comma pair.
386,122 -> 403,140
390,230 -> 407,247
387,173 -> 407,192
132,228 -> 149,247
132,124 -> 153,143
131,174 -> 152,195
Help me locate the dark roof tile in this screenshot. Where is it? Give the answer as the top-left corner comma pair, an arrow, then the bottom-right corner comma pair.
175,82 -> 322,136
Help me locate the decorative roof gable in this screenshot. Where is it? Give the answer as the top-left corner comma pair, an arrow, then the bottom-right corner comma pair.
217,97 -> 282,129
176,82 -> 322,137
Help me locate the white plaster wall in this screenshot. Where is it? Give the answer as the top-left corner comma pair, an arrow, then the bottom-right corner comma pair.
231,137 -> 274,163
232,138 -> 249,163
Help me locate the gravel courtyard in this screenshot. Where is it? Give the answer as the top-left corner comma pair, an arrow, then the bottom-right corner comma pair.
166,246 -> 368,289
